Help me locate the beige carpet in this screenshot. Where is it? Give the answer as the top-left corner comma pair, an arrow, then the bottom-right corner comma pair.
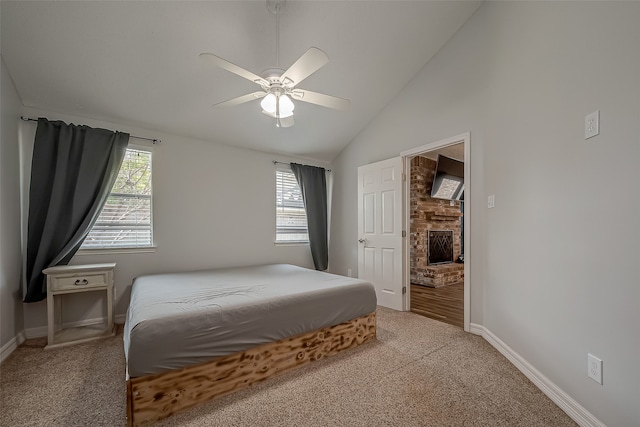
0,308 -> 576,426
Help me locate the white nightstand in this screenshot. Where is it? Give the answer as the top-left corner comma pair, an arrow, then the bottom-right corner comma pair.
43,263 -> 116,349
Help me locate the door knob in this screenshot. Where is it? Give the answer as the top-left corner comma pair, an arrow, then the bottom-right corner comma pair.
358,239 -> 365,243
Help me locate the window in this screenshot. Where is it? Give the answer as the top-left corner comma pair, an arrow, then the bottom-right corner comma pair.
81,148 -> 153,249
275,168 -> 308,243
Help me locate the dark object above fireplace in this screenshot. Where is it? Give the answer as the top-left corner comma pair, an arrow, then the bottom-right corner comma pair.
431,155 -> 464,201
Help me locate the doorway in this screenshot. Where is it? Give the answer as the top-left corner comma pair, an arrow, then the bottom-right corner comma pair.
401,133 -> 470,331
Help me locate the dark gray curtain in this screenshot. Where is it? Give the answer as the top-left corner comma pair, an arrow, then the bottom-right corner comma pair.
290,163 -> 328,271
24,118 -> 129,302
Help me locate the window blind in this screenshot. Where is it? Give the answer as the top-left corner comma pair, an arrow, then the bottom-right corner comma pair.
82,148 -> 153,249
276,168 -> 308,242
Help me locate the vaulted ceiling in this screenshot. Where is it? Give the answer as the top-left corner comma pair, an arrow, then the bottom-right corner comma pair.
1,1 -> 481,161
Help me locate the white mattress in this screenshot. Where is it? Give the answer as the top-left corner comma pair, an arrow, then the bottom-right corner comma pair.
124,264 -> 377,377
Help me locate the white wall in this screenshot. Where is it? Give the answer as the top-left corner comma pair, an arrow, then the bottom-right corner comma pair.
0,56 -> 25,351
19,107 -> 326,331
329,2 -> 640,426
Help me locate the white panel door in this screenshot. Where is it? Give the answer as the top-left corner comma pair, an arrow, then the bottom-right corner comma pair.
357,157 -> 404,310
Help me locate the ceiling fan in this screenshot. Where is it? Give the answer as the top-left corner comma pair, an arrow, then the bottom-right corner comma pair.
199,0 -> 350,128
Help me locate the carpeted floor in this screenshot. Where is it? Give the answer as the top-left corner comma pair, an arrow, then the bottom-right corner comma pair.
0,307 -> 577,426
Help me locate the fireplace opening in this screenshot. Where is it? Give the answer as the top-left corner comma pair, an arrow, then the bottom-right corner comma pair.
427,230 -> 454,265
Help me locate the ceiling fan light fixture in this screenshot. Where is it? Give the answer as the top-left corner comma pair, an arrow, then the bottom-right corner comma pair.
278,94 -> 295,115
261,93 -> 294,118
260,93 -> 277,113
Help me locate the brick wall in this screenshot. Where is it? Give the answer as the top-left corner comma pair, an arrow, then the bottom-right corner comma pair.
410,156 -> 463,287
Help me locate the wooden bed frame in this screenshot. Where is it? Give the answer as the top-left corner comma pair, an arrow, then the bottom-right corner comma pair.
126,311 -> 376,426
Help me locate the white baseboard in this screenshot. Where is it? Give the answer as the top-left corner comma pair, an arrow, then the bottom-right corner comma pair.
469,323 -> 606,427
468,322 -> 484,336
25,325 -> 48,339
25,313 -> 128,339
1,330 -> 26,363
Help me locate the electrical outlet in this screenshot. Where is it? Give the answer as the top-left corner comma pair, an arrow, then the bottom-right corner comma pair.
587,353 -> 603,384
585,110 -> 600,139
347,268 -> 352,277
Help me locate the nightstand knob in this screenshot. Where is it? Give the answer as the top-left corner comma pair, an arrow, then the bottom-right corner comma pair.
74,278 -> 89,286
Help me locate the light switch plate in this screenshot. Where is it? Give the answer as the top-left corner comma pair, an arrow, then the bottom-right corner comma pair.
487,195 -> 495,209
585,110 -> 600,139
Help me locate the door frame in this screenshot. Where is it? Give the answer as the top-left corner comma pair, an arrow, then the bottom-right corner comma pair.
400,132 -> 471,332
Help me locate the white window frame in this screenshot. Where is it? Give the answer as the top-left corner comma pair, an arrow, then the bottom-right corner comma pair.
275,167 -> 309,245
77,144 -> 155,254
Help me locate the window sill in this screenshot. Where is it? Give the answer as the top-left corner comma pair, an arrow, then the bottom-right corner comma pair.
76,246 -> 157,256
274,241 -> 309,247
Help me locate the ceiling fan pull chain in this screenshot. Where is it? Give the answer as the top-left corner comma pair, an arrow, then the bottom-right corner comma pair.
275,92 -> 281,127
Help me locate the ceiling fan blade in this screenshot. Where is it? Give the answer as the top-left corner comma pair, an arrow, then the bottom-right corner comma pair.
262,110 -> 295,128
213,92 -> 266,108
291,89 -> 350,110
279,47 -> 329,88
200,53 -> 268,86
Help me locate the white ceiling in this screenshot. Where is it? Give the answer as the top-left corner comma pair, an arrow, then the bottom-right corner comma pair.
420,143 -> 465,162
1,1 -> 480,162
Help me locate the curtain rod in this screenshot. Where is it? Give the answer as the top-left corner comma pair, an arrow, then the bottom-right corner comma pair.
20,116 -> 161,144
273,160 -> 331,172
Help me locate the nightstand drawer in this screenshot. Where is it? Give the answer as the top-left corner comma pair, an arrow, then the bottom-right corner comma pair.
51,273 -> 108,291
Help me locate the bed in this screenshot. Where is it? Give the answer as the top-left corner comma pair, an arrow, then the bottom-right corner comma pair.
124,263 -> 377,426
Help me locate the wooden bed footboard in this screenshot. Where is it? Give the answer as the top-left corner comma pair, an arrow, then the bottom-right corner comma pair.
126,311 -> 376,426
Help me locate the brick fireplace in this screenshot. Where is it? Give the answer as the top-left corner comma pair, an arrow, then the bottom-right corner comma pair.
410,156 -> 464,288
